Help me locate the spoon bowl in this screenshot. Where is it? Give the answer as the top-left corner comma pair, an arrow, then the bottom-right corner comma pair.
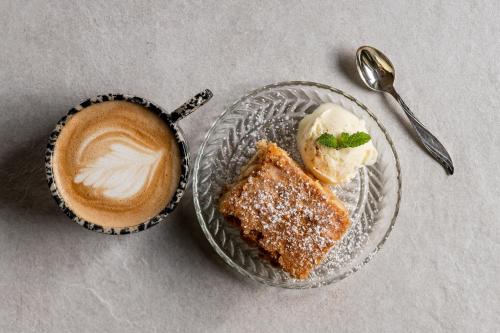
356,46 -> 396,92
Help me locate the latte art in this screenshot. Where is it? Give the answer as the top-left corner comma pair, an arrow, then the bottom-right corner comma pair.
52,101 -> 181,228
74,140 -> 163,199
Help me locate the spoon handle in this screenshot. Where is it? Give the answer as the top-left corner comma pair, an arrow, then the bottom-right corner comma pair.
389,90 -> 454,175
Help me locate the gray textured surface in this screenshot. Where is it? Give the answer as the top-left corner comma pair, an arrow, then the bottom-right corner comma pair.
1,1 -> 499,332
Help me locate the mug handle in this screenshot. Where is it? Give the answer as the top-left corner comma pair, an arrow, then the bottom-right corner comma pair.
169,89 -> 213,122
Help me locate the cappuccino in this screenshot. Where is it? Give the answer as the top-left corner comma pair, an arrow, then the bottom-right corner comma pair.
52,101 -> 181,227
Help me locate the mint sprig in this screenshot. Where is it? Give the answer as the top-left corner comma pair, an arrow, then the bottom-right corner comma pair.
316,132 -> 371,149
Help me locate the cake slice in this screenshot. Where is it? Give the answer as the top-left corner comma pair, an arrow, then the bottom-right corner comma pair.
218,141 -> 350,279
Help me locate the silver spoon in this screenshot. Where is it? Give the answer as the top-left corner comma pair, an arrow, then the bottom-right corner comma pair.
356,46 -> 454,175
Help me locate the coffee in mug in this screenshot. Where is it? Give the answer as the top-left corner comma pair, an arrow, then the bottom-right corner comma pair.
52,100 -> 181,227
46,91 -> 212,234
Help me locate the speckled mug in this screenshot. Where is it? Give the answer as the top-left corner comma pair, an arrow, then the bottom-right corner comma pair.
45,90 -> 213,234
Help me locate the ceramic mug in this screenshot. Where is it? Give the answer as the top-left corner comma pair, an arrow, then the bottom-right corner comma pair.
45,90 -> 213,234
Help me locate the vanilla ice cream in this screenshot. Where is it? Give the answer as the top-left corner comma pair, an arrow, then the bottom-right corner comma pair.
297,103 -> 378,185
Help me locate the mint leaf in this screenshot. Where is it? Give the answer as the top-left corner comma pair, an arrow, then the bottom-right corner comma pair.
316,132 -> 371,149
316,133 -> 338,148
346,132 -> 371,147
337,132 -> 350,148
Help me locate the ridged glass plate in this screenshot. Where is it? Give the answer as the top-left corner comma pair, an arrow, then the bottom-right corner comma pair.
193,81 -> 401,288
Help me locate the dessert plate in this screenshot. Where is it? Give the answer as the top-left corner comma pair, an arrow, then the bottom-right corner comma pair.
193,81 -> 401,288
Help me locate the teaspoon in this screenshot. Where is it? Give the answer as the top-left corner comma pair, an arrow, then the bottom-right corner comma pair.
356,46 -> 454,175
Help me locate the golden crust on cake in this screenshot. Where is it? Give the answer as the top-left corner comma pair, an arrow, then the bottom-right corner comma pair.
218,141 -> 350,279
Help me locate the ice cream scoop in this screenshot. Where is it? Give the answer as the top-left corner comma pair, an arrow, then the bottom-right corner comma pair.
297,103 -> 378,185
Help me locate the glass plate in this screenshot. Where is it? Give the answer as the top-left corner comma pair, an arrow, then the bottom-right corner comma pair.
193,81 -> 402,288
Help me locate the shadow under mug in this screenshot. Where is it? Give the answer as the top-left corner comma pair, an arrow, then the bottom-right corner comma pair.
45,90 -> 213,235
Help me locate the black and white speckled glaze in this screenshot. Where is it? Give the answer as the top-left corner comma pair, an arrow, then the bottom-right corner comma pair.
45,92 -> 212,235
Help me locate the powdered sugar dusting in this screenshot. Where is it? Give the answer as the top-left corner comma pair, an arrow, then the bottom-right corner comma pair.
219,142 -> 350,279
